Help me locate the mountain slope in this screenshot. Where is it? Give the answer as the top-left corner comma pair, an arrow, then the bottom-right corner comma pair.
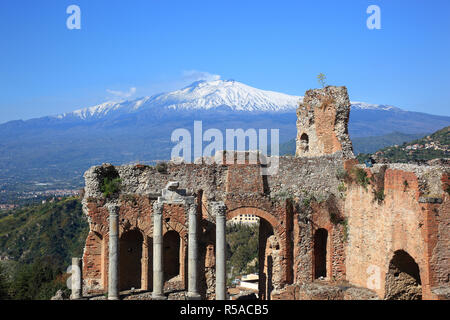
359,126 -> 450,163
0,197 -> 88,264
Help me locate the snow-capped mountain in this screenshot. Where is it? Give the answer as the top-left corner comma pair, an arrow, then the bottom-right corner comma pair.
350,101 -> 401,112
148,80 -> 302,112
55,80 -> 403,121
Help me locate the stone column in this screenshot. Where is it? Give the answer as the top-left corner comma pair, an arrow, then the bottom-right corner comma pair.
70,257 -> 82,299
187,203 -> 201,300
107,204 -> 120,300
213,202 -> 227,300
152,202 -> 166,300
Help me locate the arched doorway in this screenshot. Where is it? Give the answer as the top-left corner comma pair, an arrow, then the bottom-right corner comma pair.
313,228 -> 328,279
163,230 -> 181,281
119,229 -> 143,290
385,250 -> 422,300
226,207 -> 281,300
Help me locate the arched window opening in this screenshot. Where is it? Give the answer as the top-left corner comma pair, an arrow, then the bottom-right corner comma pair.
300,133 -> 309,152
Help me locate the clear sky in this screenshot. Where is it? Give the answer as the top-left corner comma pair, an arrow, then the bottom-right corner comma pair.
0,0 -> 449,123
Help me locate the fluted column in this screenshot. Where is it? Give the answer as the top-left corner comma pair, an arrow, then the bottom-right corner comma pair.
107,204 -> 120,300
70,257 -> 82,299
213,202 -> 227,300
152,201 -> 166,300
187,203 -> 201,300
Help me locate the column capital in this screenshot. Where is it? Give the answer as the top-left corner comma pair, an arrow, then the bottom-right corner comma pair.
152,201 -> 164,215
188,203 -> 198,216
106,203 -> 120,216
211,201 -> 226,217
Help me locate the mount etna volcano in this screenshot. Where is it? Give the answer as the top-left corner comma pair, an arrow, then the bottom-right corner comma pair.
0,79 -> 449,191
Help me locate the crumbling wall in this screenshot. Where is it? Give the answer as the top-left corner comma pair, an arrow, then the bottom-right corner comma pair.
344,163 -> 449,299
295,86 -> 353,158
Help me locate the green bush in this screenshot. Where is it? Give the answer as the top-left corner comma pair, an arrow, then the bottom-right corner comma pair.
353,168 -> 370,190
100,177 -> 122,198
336,168 -> 349,181
7,258 -> 68,300
341,218 -> 349,242
373,188 -> 385,203
338,182 -> 347,193
0,264 -> 10,300
156,162 -> 168,173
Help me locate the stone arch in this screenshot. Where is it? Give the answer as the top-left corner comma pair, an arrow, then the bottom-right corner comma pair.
385,250 -> 422,300
119,229 -> 143,290
300,133 -> 309,152
313,228 -> 328,279
226,207 -> 283,300
227,207 -> 280,231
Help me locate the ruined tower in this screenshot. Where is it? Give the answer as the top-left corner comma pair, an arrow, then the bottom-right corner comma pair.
295,86 -> 354,158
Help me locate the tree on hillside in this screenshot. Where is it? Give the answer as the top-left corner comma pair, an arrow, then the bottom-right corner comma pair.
0,264 -> 10,300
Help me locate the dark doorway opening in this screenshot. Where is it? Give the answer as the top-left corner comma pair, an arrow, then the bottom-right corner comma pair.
314,228 -> 328,279
119,230 -> 143,290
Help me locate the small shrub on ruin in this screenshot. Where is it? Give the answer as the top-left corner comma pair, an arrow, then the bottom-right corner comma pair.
100,177 -> 122,198
341,218 -> 349,242
373,187 -> 385,204
301,193 -> 316,209
329,212 -> 341,225
403,180 -> 409,192
317,73 -> 327,88
338,182 -> 347,193
353,168 -> 370,190
336,168 -> 350,181
156,162 -> 168,173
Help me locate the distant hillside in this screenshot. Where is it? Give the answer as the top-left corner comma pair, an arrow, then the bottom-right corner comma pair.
358,126 -> 449,164
0,197 -> 88,266
279,132 -> 429,156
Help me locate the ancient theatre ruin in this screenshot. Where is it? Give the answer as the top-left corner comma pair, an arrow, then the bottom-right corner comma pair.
76,86 -> 449,300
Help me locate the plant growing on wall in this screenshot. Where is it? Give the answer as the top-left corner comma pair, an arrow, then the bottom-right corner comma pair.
100,177 -> 122,198
353,168 -> 370,190
373,187 -> 385,204
156,162 -> 168,173
317,73 -> 327,88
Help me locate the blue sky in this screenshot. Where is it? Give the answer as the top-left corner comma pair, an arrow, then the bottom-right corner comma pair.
0,0 -> 449,123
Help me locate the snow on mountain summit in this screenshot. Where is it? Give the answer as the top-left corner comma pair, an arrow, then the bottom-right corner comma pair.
58,80 -> 402,120
147,79 -> 302,112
